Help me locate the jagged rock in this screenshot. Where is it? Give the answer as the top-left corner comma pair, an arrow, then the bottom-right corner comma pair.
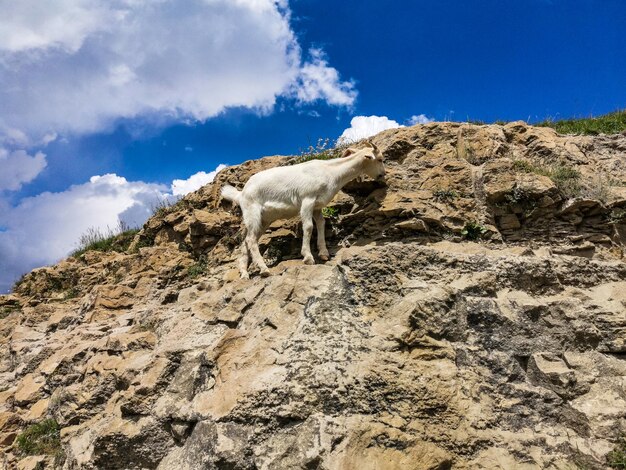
395,218 -> 429,232
94,285 -> 135,310
16,456 -> 47,470
14,373 -> 46,405
2,122 -> 626,469
527,352 -> 577,397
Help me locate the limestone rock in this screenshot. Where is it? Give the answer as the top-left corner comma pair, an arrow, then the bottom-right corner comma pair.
1,122 -> 626,469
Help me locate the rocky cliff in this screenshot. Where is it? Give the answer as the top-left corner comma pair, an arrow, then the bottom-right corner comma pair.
1,121 -> 626,469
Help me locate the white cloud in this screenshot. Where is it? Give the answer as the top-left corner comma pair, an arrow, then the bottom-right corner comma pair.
0,0 -> 356,140
338,113 -> 436,144
41,132 -> 58,146
171,164 -> 228,196
290,49 -> 357,107
338,115 -> 403,143
0,148 -> 48,191
0,0 -> 118,53
407,114 -> 434,125
0,164 -> 226,293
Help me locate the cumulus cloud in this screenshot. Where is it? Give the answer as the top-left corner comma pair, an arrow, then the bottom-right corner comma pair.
338,115 -> 403,143
0,0 -> 118,53
407,114 -> 434,125
0,148 -> 48,191
338,113 -> 436,144
0,165 -> 226,293
0,0 -> 356,140
171,164 -> 228,196
290,49 -> 357,107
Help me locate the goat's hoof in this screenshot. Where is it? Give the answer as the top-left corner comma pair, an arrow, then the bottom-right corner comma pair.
259,269 -> 271,277
240,272 -> 250,280
319,254 -> 330,262
303,256 -> 315,265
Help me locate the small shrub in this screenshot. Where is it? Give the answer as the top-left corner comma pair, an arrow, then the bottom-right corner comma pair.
187,255 -> 209,279
537,109 -> 626,135
607,438 -> 626,468
433,189 -> 459,202
462,221 -> 487,240
321,206 -> 339,218
15,419 -> 61,457
0,305 -> 20,319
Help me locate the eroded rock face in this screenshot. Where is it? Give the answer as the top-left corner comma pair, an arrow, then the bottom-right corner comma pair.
2,122 -> 626,469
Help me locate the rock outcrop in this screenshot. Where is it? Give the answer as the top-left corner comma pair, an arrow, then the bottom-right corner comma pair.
1,121 -> 626,469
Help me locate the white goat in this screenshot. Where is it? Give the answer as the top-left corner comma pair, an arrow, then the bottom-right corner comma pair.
221,142 -> 386,278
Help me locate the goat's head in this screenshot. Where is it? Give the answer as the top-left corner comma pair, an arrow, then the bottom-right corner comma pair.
342,141 -> 386,181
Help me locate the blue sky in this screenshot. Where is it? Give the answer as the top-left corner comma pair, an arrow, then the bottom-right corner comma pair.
0,0 -> 624,292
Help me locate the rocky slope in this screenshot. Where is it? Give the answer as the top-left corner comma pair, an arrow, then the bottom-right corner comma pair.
1,121 -> 626,469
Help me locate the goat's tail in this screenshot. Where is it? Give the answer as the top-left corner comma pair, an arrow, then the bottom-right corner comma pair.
221,184 -> 242,206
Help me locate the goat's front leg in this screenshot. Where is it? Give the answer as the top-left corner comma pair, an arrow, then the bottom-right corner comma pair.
300,199 -> 316,265
313,210 -> 329,261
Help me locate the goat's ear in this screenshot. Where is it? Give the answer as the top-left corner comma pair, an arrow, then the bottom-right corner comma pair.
342,147 -> 357,157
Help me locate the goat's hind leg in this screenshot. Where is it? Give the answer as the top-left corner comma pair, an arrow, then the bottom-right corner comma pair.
238,228 -> 250,279
246,231 -> 270,277
300,199 -> 316,265
244,204 -> 270,277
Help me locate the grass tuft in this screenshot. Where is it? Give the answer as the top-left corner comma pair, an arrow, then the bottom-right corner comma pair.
537,109 -> 626,136
72,222 -> 139,257
15,419 -> 62,457
287,138 -> 364,166
433,189 -> 459,202
512,159 -> 581,197
151,198 -> 174,218
608,438 -> 626,468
